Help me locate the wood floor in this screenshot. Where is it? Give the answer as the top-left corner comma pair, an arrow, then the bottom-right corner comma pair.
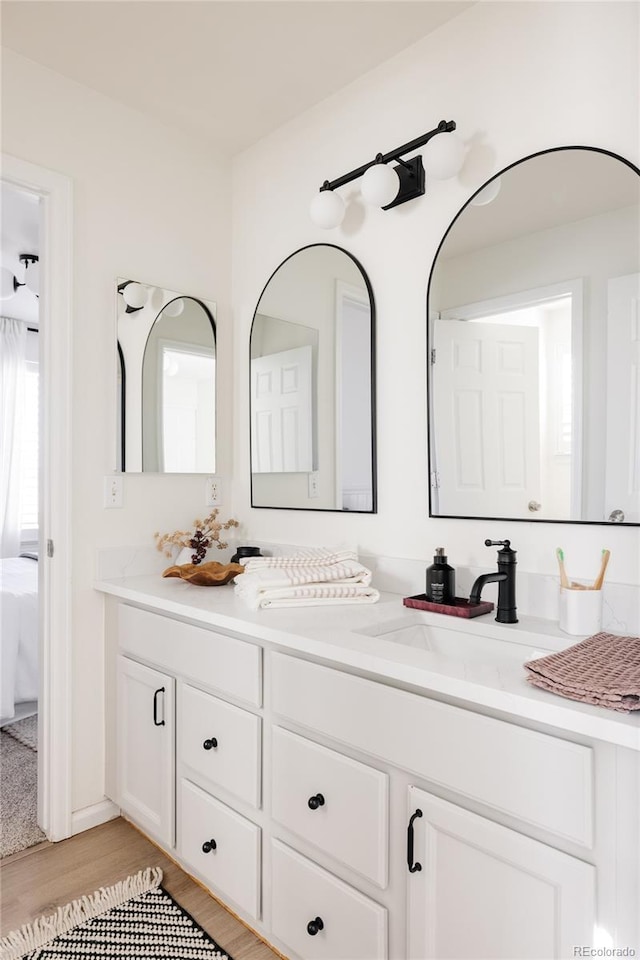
0,817 -> 282,960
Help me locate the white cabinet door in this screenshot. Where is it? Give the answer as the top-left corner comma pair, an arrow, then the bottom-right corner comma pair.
407,787 -> 595,960
117,656 -> 175,846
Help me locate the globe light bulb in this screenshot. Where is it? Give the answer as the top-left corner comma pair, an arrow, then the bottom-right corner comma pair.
424,133 -> 466,180
471,177 -> 502,206
163,298 -> 185,317
361,163 -> 400,207
309,190 -> 346,229
122,281 -> 147,309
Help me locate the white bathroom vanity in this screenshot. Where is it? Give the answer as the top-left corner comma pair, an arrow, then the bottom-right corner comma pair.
96,575 -> 640,959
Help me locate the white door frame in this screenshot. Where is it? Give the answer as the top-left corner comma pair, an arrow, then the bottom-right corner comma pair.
334,280 -> 371,509
3,154 -> 73,841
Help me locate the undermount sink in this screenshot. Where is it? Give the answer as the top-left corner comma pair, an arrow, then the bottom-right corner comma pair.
357,616 -> 554,667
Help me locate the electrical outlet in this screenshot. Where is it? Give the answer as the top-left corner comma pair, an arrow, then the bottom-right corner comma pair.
205,476 -> 221,506
104,475 -> 123,508
308,471 -> 320,499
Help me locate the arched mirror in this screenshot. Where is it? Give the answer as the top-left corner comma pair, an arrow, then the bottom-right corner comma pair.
250,244 -> 376,511
428,147 -> 639,524
117,279 -> 216,473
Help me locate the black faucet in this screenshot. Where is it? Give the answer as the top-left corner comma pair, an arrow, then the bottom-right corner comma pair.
469,539 -> 518,623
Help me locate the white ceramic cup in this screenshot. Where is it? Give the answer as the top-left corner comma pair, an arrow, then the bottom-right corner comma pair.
559,587 -> 602,636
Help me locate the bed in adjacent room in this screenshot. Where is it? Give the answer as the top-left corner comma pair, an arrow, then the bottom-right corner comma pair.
0,555 -> 39,724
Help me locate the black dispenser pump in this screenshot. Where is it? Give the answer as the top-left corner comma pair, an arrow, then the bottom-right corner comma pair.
425,548 -> 456,605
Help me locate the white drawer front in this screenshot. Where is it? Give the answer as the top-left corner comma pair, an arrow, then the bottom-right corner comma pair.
271,653 -> 593,847
271,840 -> 387,960
118,604 -> 261,706
179,779 -> 261,920
180,683 -> 261,808
272,726 -> 388,887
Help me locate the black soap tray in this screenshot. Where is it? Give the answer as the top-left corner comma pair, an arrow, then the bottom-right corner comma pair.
403,594 -> 494,619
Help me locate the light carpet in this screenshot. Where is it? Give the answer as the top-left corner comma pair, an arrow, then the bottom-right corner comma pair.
3,716 -> 38,751
0,867 -> 233,960
0,723 -> 46,858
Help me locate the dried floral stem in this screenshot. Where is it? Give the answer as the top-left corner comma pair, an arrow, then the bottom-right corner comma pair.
154,509 -> 239,565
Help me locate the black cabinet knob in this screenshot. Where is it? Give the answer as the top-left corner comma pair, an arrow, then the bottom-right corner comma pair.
308,793 -> 325,810
203,738 -> 218,750
307,917 -> 324,936
201,839 -> 217,853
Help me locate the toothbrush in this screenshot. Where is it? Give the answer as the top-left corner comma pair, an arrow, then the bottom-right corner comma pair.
592,549 -> 611,590
556,547 -> 570,589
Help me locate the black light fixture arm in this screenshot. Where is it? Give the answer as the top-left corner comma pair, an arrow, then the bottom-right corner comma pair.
318,120 -> 456,192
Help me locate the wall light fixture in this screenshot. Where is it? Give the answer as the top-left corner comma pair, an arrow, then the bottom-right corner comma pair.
0,254 -> 40,300
310,119 -> 464,229
117,280 -> 148,313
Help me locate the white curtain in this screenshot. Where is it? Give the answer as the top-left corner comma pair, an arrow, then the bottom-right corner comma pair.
1,317 -> 27,557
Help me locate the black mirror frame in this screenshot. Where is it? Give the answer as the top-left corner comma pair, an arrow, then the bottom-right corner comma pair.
426,145 -> 640,527
117,294 -> 218,473
250,242 -> 377,513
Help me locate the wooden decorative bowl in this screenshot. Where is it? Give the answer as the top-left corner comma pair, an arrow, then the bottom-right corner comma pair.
162,561 -> 245,586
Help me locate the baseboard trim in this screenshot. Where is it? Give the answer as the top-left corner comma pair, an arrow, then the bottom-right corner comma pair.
71,799 -> 120,836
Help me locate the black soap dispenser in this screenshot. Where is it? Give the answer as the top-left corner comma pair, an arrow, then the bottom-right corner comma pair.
425,548 -> 456,605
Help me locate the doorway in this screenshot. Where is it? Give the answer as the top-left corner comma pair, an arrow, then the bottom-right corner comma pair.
2,154 -> 73,844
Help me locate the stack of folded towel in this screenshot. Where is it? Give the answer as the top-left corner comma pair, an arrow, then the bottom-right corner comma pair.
233,547 -> 379,610
525,632 -> 640,713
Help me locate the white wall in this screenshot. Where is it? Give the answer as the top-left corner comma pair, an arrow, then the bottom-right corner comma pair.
1,49 -> 232,814
231,2 -> 640,586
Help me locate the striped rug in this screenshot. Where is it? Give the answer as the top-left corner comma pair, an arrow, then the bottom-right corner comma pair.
0,868 -> 232,960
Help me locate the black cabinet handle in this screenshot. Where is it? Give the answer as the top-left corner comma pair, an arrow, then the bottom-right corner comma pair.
153,687 -> 165,726
202,839 -> 217,853
308,793 -> 325,810
407,808 -> 423,873
307,917 -> 324,936
203,738 -> 218,750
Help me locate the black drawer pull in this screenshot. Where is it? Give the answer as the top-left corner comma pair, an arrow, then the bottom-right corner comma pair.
203,738 -> 218,750
307,917 -> 324,936
153,687 -> 165,726
407,808 -> 423,873
202,839 -> 217,853
308,793 -> 325,810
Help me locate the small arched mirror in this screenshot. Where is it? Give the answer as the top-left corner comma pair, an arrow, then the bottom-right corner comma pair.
428,147 -> 639,524
117,279 -> 216,473
250,244 -> 376,511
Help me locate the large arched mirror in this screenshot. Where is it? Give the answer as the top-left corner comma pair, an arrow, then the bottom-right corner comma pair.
117,279 -> 216,473
428,147 -> 639,524
250,244 -> 376,511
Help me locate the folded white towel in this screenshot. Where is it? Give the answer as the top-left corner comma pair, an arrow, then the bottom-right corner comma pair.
237,561 -> 371,591
234,549 -> 379,609
242,547 -> 358,570
235,582 -> 380,610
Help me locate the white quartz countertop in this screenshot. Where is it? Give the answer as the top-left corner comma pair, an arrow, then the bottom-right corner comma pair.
95,574 -> 640,752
